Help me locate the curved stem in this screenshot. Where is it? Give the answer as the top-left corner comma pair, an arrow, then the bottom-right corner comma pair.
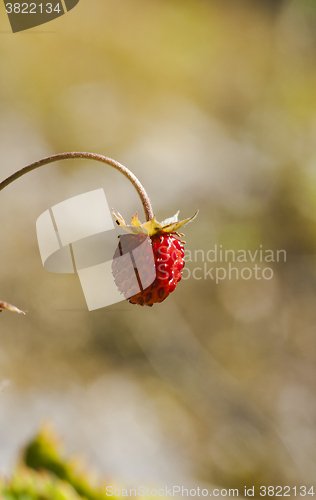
0,152 -> 154,221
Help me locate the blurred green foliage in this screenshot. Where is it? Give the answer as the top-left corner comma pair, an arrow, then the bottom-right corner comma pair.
0,469 -> 82,500
1,428 -> 119,500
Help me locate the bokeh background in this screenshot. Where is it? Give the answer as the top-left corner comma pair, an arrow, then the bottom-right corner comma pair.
1,0 -> 316,495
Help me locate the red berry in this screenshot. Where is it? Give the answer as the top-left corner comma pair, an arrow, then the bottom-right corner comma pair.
111,210 -> 197,307
112,233 -> 185,306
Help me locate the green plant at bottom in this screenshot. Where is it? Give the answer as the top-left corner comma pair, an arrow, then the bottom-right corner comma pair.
0,426 -> 123,500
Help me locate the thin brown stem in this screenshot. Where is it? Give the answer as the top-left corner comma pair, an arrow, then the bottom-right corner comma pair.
0,152 -> 154,221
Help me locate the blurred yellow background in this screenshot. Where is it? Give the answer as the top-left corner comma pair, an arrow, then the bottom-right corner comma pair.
1,0 -> 316,493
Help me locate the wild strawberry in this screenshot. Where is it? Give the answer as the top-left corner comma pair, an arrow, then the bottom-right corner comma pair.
111,211 -> 197,306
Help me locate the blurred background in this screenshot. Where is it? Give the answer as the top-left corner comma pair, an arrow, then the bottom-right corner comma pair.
1,0 -> 316,494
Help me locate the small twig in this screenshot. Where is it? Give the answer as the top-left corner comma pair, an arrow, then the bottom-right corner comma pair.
0,300 -> 26,315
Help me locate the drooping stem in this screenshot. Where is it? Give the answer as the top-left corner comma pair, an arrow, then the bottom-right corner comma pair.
0,152 -> 154,221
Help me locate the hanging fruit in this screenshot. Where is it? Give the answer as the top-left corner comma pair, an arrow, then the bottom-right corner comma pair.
0,152 -> 198,311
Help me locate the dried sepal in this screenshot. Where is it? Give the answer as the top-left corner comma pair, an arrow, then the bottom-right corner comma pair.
112,210 -> 198,237
131,213 -> 141,227
112,210 -> 126,226
160,211 -> 198,234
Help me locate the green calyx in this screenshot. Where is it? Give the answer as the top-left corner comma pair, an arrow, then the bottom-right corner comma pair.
112,210 -> 198,237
